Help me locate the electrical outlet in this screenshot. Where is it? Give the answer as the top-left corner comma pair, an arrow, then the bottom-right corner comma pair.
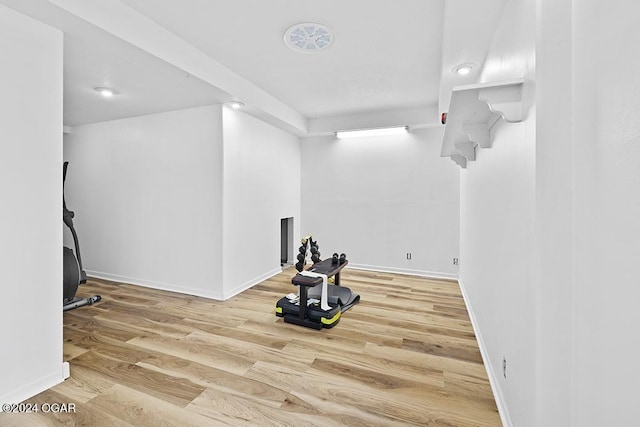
502,356 -> 507,379
453,257 -> 459,265
406,253 -> 412,260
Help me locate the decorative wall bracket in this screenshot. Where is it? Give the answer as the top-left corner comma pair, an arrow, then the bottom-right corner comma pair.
440,78 -> 525,168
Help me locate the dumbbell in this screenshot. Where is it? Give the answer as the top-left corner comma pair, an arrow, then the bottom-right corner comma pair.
299,245 -> 307,255
297,253 -> 306,263
332,253 -> 339,265
311,253 -> 321,263
310,245 -> 319,255
339,253 -> 347,264
295,261 -> 304,272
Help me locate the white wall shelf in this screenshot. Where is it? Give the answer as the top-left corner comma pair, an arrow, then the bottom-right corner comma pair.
440,78 -> 525,168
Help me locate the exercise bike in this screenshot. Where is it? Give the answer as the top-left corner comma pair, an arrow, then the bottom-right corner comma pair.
63,161 -> 101,312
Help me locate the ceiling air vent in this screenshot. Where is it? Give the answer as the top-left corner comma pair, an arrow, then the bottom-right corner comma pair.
284,23 -> 334,53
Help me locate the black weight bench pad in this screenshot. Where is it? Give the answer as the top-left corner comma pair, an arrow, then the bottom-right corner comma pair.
291,258 -> 348,284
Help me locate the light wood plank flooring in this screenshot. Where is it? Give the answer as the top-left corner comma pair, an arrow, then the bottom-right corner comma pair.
1,267 -> 501,426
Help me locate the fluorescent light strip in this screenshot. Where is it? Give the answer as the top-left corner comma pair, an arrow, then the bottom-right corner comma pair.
336,126 -> 409,139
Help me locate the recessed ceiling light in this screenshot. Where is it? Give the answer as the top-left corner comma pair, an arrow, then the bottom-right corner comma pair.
452,64 -> 474,76
336,126 -> 409,139
94,87 -> 116,97
227,100 -> 244,110
284,23 -> 334,53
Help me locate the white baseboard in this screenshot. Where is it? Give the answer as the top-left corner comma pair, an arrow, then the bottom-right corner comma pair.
0,363 -> 69,408
86,267 -> 284,301
347,263 -> 458,281
458,278 -> 512,427
85,270 -> 224,300
222,267 -> 283,300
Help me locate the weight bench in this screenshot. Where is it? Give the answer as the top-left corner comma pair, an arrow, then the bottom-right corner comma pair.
275,257 -> 359,330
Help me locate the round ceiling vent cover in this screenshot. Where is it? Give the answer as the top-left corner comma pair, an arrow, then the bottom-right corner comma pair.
284,23 -> 334,53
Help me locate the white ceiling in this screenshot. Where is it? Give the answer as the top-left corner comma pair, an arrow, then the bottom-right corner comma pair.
119,0 -> 444,119
0,0 -> 508,135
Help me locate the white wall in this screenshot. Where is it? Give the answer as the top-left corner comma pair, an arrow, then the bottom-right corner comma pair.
0,5 -> 66,405
64,104 -> 301,301
221,106 -> 301,298
459,0 -> 536,425
462,0 -> 640,425
64,105 -> 225,298
534,0 -> 574,425
301,127 -> 459,278
572,0 -> 640,425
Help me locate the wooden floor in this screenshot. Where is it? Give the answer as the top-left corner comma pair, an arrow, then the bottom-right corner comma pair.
1,268 -> 500,426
